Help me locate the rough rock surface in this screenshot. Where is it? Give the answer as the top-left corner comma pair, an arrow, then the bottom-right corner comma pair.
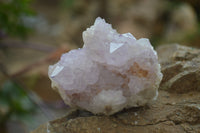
157,44 -> 200,93
32,44 -> 200,133
48,17 -> 162,115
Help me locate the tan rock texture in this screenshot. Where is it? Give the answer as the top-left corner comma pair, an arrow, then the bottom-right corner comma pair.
157,44 -> 200,93
32,44 -> 200,133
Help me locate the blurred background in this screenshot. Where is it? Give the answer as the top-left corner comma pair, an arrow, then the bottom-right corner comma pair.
0,0 -> 200,132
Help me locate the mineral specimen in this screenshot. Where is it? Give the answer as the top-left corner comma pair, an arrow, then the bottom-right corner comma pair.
48,17 -> 163,115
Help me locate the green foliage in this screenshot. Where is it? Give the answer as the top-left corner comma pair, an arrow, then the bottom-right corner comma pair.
0,0 -> 35,38
0,80 -> 35,123
61,0 -> 75,9
0,0 -> 36,124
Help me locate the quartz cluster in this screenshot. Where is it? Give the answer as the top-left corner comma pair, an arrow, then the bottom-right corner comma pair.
48,17 -> 163,115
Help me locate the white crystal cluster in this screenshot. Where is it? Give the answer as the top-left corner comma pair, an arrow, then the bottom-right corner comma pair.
48,17 -> 163,115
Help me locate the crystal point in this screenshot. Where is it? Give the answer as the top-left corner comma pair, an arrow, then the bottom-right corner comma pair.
110,42 -> 124,53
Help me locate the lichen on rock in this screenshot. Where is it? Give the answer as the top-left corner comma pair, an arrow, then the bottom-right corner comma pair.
48,17 -> 162,115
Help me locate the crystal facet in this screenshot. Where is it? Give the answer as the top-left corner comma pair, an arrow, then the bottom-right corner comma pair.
48,17 -> 163,115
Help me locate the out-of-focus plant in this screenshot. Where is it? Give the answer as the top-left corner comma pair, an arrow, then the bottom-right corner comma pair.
0,0 -> 35,39
61,0 -> 75,9
0,80 -> 35,124
0,0 -> 36,126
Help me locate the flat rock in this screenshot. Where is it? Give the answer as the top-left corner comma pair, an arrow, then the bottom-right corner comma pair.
31,89 -> 200,133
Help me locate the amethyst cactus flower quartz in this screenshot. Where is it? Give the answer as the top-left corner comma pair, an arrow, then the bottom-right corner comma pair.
48,17 -> 163,115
